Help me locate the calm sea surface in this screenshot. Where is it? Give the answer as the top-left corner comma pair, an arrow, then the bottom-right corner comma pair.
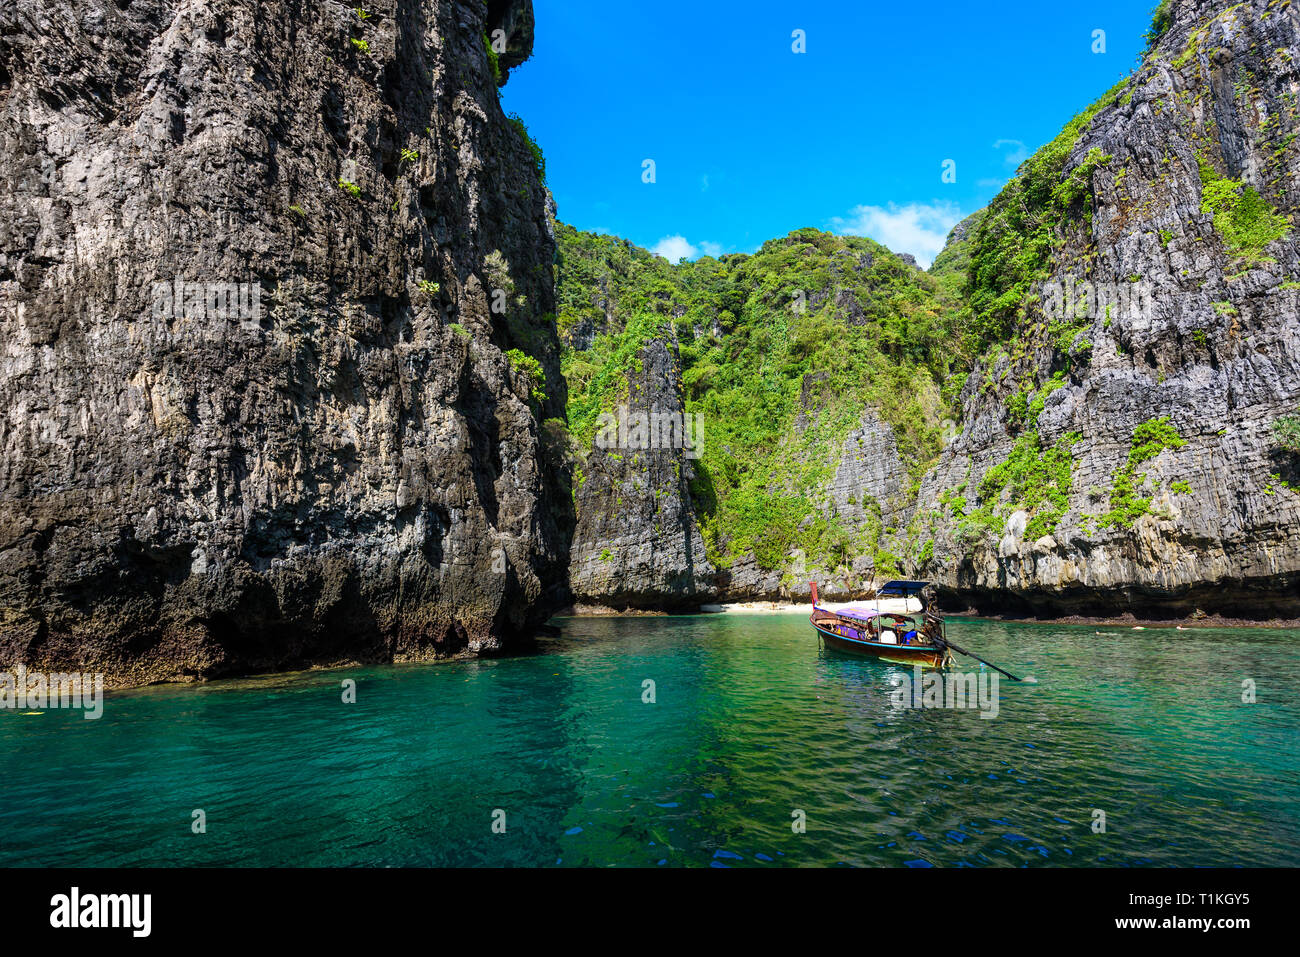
3,615 -> 1297,867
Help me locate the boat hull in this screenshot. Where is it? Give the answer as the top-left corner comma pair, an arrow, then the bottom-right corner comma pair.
813,622 -> 947,668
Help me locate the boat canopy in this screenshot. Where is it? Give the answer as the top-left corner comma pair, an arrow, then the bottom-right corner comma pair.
877,580 -> 930,598
833,606 -> 881,622
828,603 -> 921,624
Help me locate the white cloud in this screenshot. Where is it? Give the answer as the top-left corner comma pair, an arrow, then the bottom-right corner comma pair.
993,138 -> 1029,168
651,235 -> 724,262
828,201 -> 963,268
651,235 -> 698,261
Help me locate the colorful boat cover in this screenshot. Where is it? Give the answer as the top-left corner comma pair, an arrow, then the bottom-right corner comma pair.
834,606 -> 882,621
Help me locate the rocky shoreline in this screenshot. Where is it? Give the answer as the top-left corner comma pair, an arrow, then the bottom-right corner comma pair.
559,600 -> 1300,630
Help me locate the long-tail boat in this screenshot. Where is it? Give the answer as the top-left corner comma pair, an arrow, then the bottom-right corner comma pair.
809,580 -> 952,668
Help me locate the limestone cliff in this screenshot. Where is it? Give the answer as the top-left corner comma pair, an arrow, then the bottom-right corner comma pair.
916,0 -> 1300,617
558,0 -> 1300,620
568,335 -> 712,609
0,0 -> 572,685
558,226 -> 957,608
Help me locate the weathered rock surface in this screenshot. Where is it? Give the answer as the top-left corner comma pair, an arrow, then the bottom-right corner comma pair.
558,227 -> 933,608
568,334 -> 713,610
711,403 -> 914,603
827,409 -> 910,531
0,0 -> 572,685
561,0 -> 1300,619
916,0 -> 1300,617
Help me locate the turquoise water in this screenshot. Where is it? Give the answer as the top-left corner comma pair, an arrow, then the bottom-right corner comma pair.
3,615 -> 1298,867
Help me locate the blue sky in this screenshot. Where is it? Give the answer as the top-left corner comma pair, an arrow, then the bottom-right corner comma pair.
501,1 -> 1155,267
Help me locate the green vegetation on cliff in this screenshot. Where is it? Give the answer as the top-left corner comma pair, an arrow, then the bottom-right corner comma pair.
1098,417 -> 1187,530
557,223 -> 963,573
1273,409 -> 1300,454
1145,1 -> 1175,51
962,80 -> 1125,360
505,348 -> 548,404
929,210 -> 985,301
954,430 -> 1082,543
1197,154 -> 1289,264
507,114 -> 546,184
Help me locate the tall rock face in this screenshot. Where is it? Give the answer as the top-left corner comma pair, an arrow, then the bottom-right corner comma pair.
558,0 -> 1300,619
709,392 -> 916,602
568,335 -> 713,610
0,0 -> 572,686
915,0 -> 1300,617
558,226 -> 961,607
